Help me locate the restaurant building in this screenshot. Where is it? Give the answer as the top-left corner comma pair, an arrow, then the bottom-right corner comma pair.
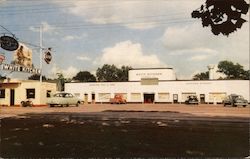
65,68 -> 249,104
0,79 -> 57,106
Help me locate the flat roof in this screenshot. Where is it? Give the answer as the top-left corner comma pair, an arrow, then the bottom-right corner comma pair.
129,67 -> 173,70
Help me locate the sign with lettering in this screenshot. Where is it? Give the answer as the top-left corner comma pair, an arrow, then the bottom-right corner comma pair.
1,63 -> 41,74
0,35 -> 19,51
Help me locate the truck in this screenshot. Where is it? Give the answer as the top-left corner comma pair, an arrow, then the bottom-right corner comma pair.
110,94 -> 127,104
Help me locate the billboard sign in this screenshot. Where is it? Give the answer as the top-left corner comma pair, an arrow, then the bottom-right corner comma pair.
0,35 -> 19,51
0,54 -> 5,64
13,43 -> 33,68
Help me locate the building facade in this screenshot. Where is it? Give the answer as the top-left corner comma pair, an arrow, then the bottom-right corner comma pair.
0,79 -> 57,106
65,68 -> 249,104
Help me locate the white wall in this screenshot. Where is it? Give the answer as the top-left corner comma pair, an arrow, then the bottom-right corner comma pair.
65,80 -> 249,103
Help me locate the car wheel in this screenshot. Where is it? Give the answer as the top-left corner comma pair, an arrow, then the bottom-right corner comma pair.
243,105 -> 246,107
49,104 -> 54,107
76,101 -> 80,107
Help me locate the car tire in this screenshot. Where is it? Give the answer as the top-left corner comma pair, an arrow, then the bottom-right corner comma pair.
243,105 -> 246,107
49,104 -> 54,107
76,101 -> 80,107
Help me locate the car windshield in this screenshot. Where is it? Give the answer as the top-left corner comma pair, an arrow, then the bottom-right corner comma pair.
53,93 -> 71,98
236,96 -> 244,100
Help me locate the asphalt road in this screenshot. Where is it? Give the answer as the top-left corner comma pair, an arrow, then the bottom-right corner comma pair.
0,104 -> 249,158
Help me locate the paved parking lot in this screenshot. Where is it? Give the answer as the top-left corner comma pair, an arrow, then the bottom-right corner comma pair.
1,103 -> 249,119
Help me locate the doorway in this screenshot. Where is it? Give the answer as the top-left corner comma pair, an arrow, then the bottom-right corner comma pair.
10,89 -> 15,106
143,93 -> 155,103
84,94 -> 88,104
173,94 -> 178,103
91,93 -> 95,104
200,94 -> 205,104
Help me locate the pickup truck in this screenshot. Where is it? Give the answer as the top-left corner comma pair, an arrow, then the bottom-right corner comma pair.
110,94 -> 127,104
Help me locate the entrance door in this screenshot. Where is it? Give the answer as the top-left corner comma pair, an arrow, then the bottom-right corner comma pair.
10,89 -> 15,106
173,94 -> 178,103
143,93 -> 155,103
84,94 -> 88,104
91,93 -> 95,104
200,94 -> 205,104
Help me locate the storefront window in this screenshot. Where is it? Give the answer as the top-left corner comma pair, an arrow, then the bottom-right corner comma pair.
47,90 -> 51,98
26,89 -> 35,99
0,89 -> 5,98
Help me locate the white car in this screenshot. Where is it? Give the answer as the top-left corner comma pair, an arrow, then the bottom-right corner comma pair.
47,92 -> 81,107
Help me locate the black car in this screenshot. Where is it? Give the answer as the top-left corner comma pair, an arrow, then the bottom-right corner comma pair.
185,95 -> 199,105
223,94 -> 248,107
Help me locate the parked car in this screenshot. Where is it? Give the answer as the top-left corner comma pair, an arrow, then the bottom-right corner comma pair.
47,92 -> 81,107
110,94 -> 127,104
223,94 -> 248,107
185,95 -> 199,105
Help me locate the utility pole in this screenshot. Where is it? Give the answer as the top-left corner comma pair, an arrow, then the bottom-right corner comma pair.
39,25 -> 43,83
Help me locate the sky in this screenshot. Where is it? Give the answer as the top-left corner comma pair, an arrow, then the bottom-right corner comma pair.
0,0 -> 249,80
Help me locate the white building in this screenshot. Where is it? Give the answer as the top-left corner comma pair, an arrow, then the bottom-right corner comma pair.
0,79 -> 57,106
65,68 -> 249,104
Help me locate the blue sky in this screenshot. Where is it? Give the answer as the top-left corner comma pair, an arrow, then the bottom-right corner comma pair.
0,0 -> 249,80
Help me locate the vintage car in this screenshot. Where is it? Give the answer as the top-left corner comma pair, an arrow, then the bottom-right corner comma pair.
223,94 -> 248,107
47,92 -> 81,107
110,94 -> 127,104
185,95 -> 199,105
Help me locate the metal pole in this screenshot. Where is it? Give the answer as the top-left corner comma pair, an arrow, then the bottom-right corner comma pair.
39,26 -> 43,82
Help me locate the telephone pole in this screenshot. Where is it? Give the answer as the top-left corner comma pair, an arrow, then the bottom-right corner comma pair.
39,25 -> 43,82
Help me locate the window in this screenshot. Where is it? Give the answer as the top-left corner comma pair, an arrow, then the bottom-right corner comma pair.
74,93 -> 80,97
0,89 -> 5,98
47,90 -> 51,98
26,89 -> 35,99
98,93 -> 111,101
158,93 -> 170,101
131,93 -> 141,101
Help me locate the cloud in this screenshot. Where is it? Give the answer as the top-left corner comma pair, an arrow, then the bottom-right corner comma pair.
54,1 -> 203,30
49,64 -> 79,79
62,33 -> 87,41
77,55 -> 91,61
162,22 -> 249,66
29,22 -> 56,33
94,40 -> 166,68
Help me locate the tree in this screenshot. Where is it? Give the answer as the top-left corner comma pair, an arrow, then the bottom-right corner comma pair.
193,71 -> 209,80
117,66 -> 132,81
217,60 -> 249,79
96,64 -> 119,82
28,74 -> 47,80
192,0 -> 249,36
73,71 -> 96,82
96,64 -> 132,82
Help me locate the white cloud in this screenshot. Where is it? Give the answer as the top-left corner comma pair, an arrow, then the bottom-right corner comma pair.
54,0 -> 203,30
29,22 -> 56,33
77,55 -> 91,61
188,55 -> 210,61
162,22 -> 249,67
62,33 -> 87,41
94,40 -> 166,68
49,64 -> 79,79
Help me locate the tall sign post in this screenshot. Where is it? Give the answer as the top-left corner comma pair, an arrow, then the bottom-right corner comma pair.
39,26 -> 43,83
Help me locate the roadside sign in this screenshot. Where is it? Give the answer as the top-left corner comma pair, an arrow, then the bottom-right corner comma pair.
0,35 -> 19,51
0,54 -> 5,64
